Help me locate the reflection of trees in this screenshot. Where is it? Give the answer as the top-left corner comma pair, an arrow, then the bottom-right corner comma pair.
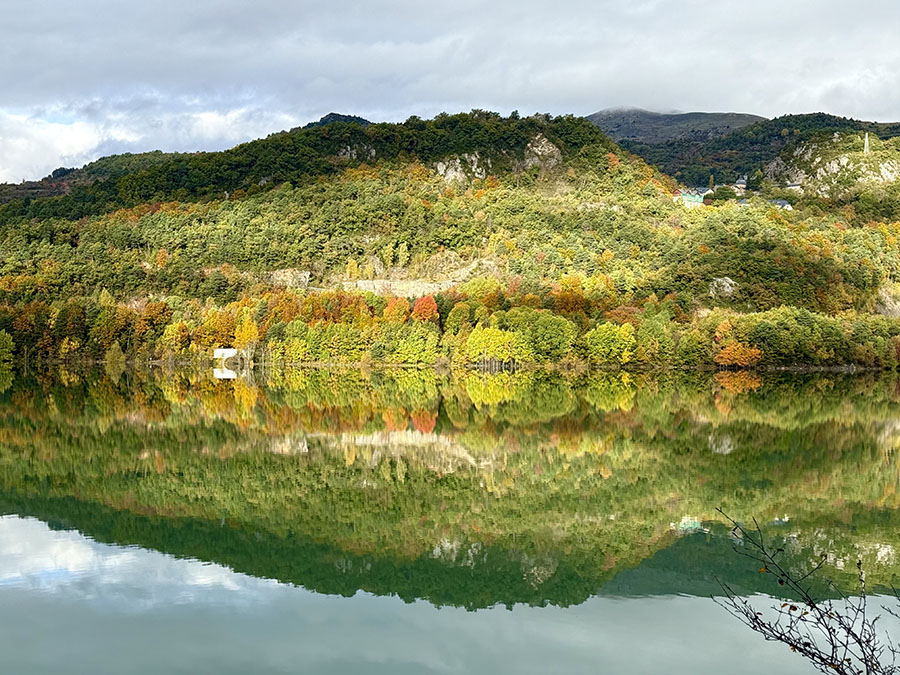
1,368 -> 900,607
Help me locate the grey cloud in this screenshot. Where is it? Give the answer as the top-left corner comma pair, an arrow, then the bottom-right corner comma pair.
2,0 -> 900,179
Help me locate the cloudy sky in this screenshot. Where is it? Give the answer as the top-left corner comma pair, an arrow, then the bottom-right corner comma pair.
2,0 -> 899,182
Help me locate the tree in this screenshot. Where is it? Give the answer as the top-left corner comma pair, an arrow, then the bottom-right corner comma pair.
345,258 -> 359,279
0,329 -> 13,364
396,242 -> 410,267
581,322 -> 635,365
161,321 -> 192,355
715,341 -> 762,367
411,295 -> 439,323
380,242 -> 395,268
710,185 -> 738,201
635,311 -> 675,364
529,313 -> 577,361
234,316 -> 260,350
445,302 -> 472,334
198,309 -> 237,349
383,297 -> 410,323
464,326 -> 534,363
717,509 -> 900,675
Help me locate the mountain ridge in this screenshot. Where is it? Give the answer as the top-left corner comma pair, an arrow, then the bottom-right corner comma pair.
587,107 -> 766,144
595,110 -> 900,185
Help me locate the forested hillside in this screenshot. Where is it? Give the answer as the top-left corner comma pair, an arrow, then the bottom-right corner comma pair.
0,151 -> 181,205
587,108 -> 764,144
613,112 -> 900,186
0,112 -> 371,206
2,110 -> 900,370
0,111 -> 603,223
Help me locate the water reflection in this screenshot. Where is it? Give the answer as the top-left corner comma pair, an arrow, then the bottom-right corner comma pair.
0,515 -> 820,675
0,515 -> 253,607
0,368 -> 899,609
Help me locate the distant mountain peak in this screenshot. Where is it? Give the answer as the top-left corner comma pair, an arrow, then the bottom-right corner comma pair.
303,112 -> 372,129
586,108 -> 766,144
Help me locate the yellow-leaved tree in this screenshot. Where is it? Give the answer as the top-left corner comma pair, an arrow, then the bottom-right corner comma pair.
234,316 -> 259,350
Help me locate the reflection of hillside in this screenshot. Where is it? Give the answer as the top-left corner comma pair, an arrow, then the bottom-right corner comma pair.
603,522 -> 900,599
0,368 -> 899,607
312,430 -> 488,474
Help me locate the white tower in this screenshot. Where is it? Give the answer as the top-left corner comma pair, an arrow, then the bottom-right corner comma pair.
864,132 -> 870,154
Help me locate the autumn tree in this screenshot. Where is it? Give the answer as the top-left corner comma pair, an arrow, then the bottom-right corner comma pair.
411,295 -> 439,323
383,297 -> 410,323
234,307 -> 260,351
715,341 -> 762,367
581,322 -> 635,365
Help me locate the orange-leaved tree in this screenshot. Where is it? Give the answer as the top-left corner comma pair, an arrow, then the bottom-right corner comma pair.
411,295 -> 439,323
715,341 -> 762,367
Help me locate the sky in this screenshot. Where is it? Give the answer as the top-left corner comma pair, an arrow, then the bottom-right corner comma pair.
2,0 -> 899,182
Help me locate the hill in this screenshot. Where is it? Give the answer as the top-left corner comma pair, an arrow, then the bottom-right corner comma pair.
0,112 -> 372,206
0,150 -> 181,205
610,112 -> 900,186
302,112 -> 372,129
0,110 -> 613,224
2,110 -> 900,371
587,107 -> 764,144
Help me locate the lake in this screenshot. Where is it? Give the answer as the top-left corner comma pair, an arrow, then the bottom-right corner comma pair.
1,367 -> 899,673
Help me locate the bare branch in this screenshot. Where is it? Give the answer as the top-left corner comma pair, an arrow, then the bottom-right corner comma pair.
715,508 -> 899,675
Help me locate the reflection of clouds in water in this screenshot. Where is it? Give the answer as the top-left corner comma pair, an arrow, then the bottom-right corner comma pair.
0,515 -> 275,608
0,521 -> 830,673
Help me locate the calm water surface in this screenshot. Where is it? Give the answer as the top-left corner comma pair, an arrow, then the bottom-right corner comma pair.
2,368 -> 899,673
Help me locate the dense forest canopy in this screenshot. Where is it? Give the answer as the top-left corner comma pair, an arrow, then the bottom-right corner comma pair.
612,112 -> 900,186
2,110 -> 900,370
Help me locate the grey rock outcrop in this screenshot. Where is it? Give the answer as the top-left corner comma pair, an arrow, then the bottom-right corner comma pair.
709,277 -> 738,300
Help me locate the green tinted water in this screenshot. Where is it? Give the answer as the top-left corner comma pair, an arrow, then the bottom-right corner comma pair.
2,368 -> 899,673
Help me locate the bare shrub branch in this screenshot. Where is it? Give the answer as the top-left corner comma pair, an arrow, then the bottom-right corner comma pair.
715,508 -> 899,675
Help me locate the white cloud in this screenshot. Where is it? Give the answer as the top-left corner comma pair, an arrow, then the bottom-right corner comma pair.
0,104 -> 303,182
0,516 -> 267,607
0,112 -> 103,182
